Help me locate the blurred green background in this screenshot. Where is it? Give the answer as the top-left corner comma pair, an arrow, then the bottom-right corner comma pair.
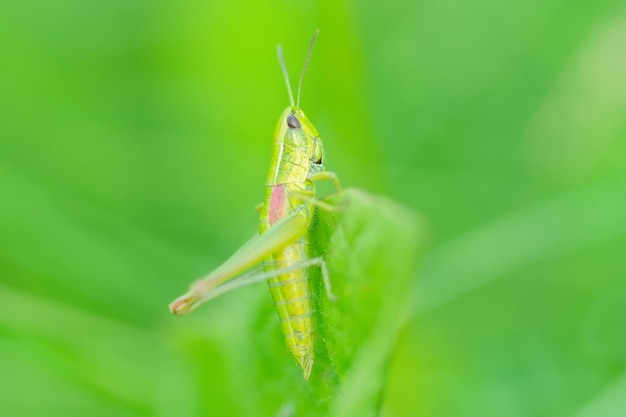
2,0 -> 626,416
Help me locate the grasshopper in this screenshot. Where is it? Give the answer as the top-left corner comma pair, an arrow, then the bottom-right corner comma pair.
169,30 -> 340,380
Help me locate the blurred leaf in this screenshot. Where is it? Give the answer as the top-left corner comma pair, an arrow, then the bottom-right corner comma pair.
0,285 -> 196,416
572,372 -> 626,417
413,180 -> 626,314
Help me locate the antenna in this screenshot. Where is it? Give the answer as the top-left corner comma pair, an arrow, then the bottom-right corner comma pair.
277,30 -> 320,108
277,44 -> 295,107
296,29 -> 319,108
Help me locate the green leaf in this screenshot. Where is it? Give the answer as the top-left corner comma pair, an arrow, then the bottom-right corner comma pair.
313,189 -> 426,416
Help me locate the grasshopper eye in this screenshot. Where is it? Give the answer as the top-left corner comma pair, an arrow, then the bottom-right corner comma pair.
287,113 -> 301,129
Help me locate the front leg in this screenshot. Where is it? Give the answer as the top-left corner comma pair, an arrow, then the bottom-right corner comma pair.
308,170 -> 341,191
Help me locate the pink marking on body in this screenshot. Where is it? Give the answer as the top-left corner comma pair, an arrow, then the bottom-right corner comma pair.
269,184 -> 286,225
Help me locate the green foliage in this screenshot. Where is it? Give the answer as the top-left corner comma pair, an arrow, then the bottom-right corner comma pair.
311,189 -> 424,416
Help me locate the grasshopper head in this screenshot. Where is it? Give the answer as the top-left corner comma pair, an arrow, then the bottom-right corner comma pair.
282,106 -> 324,167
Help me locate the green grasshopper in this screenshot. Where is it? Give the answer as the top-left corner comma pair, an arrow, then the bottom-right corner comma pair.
169,30 -> 340,380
